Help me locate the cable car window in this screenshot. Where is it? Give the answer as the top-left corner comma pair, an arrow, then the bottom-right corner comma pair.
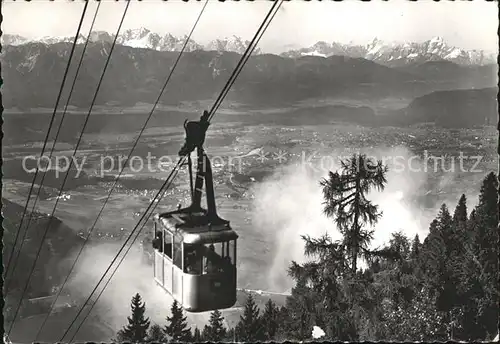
184,243 -> 203,274
203,242 -> 224,275
162,229 -> 173,259
152,226 -> 164,254
172,232 -> 183,270
227,239 -> 236,266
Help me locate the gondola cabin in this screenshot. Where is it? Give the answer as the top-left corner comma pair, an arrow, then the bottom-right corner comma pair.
152,210 -> 238,312
151,110 -> 238,312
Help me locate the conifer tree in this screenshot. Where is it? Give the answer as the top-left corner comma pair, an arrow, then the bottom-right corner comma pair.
422,204 -> 458,311
381,286 -> 448,341
410,234 -> 420,260
383,232 -> 418,305
421,207 -> 450,277
473,172 -> 498,275
462,173 -> 499,339
450,194 -> 469,259
274,305 -> 293,341
283,278 -> 315,341
202,309 -> 227,342
284,155 -> 388,341
261,299 -> 279,340
319,154 -> 388,273
453,194 -> 468,224
165,300 -> 191,342
116,293 -> 151,343
192,327 -> 202,342
235,294 -> 263,342
467,208 -> 477,236
147,324 -> 166,343
388,231 -> 411,260
449,194 -> 470,282
437,204 -> 454,245
224,328 -> 236,343
447,195 -> 471,303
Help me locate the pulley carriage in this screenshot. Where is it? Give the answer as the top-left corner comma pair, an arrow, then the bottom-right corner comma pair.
152,111 -> 238,312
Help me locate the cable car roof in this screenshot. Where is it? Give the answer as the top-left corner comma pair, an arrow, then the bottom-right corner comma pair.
154,211 -> 238,245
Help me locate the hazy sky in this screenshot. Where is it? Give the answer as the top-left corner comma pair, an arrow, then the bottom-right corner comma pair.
3,0 -> 498,53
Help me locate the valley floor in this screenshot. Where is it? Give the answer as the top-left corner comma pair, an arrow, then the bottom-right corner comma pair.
2,117 -> 496,342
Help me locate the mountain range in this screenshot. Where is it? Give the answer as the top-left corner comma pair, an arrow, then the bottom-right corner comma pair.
1,28 -> 495,66
1,28 -> 261,56
1,28 -> 498,129
1,38 -> 496,111
281,36 -> 496,67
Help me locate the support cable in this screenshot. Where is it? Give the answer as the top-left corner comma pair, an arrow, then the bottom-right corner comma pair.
4,0 -> 90,286
7,0 -> 130,336
34,1 -> 207,340
32,2 -> 103,340
58,0 -> 284,339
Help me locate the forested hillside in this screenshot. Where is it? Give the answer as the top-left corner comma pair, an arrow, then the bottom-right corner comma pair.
112,156 -> 498,342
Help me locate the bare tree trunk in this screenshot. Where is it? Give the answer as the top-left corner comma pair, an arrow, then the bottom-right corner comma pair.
497,115 -> 499,222
352,175 -> 361,274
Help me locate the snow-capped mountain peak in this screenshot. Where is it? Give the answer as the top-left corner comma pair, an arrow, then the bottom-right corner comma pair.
116,27 -> 161,50
429,36 -> 445,45
282,36 -> 495,66
89,31 -> 114,43
366,37 -> 385,57
119,27 -> 150,42
128,27 -> 150,38
1,34 -> 28,46
205,35 -> 262,55
15,33 -> 88,46
1,28 -> 495,66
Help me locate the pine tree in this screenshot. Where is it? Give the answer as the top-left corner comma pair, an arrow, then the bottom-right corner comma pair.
451,194 -> 469,258
449,194 -> 470,294
448,195 -> 471,296
274,306 -> 292,341
116,293 -> 151,343
282,278 -> 315,341
202,309 -> 227,342
453,194 -> 468,224
165,300 -> 191,342
467,208 -> 477,232
147,324 -> 166,343
424,205 -> 459,311
410,234 -> 420,260
437,204 -> 454,245
421,212 -> 446,293
381,286 -> 449,341
192,327 -> 202,342
261,299 -> 279,340
320,154 -> 388,273
224,328 -> 236,342
235,294 -> 263,342
415,182 -> 499,341
383,232 -> 418,306
388,231 -> 411,260
473,172 -> 498,274
282,155 -> 388,342
463,172 -> 499,339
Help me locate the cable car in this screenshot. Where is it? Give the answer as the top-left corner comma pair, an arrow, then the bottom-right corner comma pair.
152,111 -> 238,312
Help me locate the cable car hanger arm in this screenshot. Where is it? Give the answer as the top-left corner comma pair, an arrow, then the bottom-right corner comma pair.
176,110 -> 226,226
174,0 -> 283,228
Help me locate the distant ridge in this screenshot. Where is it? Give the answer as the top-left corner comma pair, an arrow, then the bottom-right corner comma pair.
381,87 -> 498,128
1,41 -> 496,109
2,29 -> 495,66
